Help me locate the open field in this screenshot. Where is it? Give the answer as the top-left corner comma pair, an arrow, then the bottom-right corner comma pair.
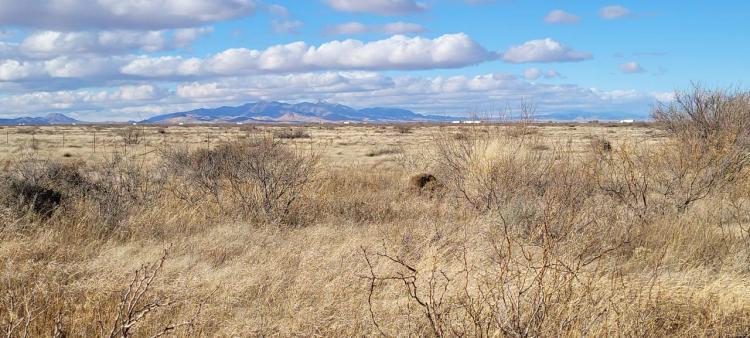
0,123 -> 659,167
2,116 -> 750,336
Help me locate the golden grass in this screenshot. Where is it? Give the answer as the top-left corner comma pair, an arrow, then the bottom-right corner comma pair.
1,122 -> 749,337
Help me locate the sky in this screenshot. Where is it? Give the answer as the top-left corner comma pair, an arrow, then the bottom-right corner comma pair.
0,0 -> 748,121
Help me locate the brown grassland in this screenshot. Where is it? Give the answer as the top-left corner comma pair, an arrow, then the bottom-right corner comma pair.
2,87 -> 750,336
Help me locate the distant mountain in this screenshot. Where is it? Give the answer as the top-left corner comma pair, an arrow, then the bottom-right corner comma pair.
0,113 -> 81,126
141,101 -> 455,124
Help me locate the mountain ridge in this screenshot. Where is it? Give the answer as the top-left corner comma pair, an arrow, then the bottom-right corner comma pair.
0,113 -> 81,126
140,101 -> 455,124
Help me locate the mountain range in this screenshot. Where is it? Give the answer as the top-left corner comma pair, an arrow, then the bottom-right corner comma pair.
0,102 -> 646,125
0,113 -> 81,126
0,102 -> 454,125
140,101 -> 454,124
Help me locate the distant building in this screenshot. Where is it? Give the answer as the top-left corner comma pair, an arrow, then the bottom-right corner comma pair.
619,119 -> 635,124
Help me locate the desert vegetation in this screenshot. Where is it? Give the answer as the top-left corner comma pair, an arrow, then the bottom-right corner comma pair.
2,87 -> 750,336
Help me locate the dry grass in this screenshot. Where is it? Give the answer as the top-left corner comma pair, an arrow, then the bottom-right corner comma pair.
2,92 -> 750,336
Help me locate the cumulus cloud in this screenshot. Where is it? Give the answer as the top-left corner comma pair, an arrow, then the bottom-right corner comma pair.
0,59 -> 40,81
619,61 -> 644,73
0,0 -> 257,30
502,38 -> 591,63
599,5 -> 632,20
523,68 -> 561,80
323,0 -> 428,15
19,28 -> 213,57
121,33 -> 494,77
544,10 -> 580,24
325,21 -> 426,35
0,55 -> 132,88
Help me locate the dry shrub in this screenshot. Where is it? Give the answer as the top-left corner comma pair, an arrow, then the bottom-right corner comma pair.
0,157 -> 90,219
161,137 -> 319,225
592,133 -> 749,219
90,153 -> 167,229
361,96 -> 750,335
409,173 -> 438,190
395,125 -> 413,134
305,168 -> 422,224
0,152 -> 167,231
365,146 -> 401,157
116,126 -> 145,145
408,173 -> 443,197
653,84 -> 750,147
0,249 -> 205,337
273,128 -> 310,139
590,137 -> 612,152
430,129 -> 585,215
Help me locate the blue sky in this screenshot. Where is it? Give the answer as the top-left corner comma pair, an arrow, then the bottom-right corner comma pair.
0,0 -> 747,121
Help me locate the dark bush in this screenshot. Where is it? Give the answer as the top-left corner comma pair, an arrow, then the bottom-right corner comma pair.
274,128 -> 311,139
409,173 -> 441,195
0,159 -> 89,218
6,180 -> 62,217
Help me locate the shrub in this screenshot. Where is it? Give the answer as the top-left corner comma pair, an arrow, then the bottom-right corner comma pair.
395,125 -> 413,134
91,153 -> 167,228
590,137 -> 612,152
365,146 -> 401,157
274,128 -> 310,139
161,137 -> 319,225
0,158 -> 90,218
408,173 -> 441,195
591,136 -> 749,218
652,85 -> 750,147
117,126 -> 145,145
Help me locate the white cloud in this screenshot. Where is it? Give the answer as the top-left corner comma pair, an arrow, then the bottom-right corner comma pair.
325,21 -> 426,35
325,22 -> 369,35
0,55 -> 131,85
523,68 -> 561,80
43,56 -> 126,78
599,5 -> 632,20
523,68 -> 542,80
0,60 -> 40,81
619,61 -> 644,73
502,38 -> 591,63
544,10 -> 580,24
122,56 -> 202,78
116,84 -> 165,101
651,91 -> 675,102
122,33 -> 493,77
172,27 -> 214,48
0,0 -> 257,30
19,28 -> 213,57
323,0 -> 428,15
